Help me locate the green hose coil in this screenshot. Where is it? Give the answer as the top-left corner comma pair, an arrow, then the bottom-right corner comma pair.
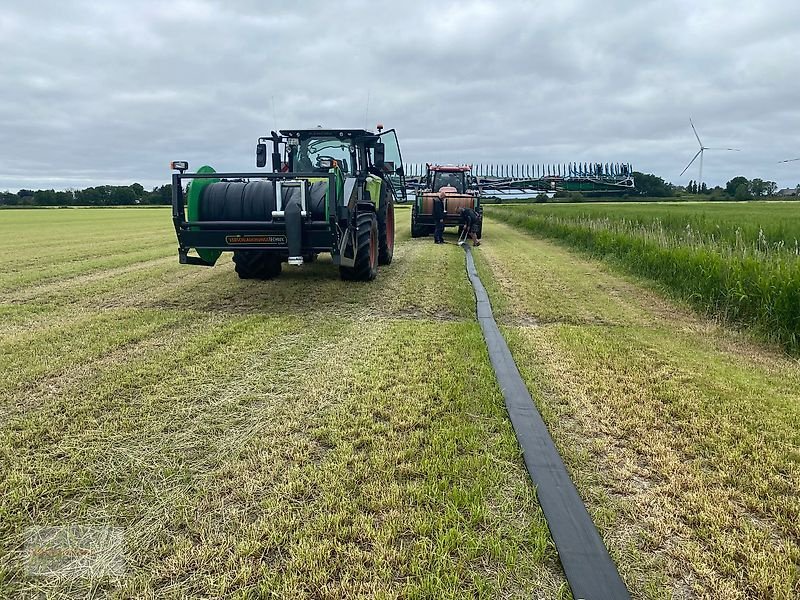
186,165 -> 221,265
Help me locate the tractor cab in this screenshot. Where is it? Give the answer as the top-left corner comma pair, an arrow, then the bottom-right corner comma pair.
430,169 -> 467,193
256,129 -> 406,200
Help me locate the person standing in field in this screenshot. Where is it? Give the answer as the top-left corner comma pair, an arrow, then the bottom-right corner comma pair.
433,191 -> 446,244
458,207 -> 481,247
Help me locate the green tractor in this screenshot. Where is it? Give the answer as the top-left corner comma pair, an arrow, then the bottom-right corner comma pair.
170,127 -> 405,281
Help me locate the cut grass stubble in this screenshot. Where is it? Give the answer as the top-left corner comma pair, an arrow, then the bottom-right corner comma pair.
0,208 -> 567,599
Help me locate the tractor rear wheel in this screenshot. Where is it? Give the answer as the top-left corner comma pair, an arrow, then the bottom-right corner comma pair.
232,251 -> 282,280
377,190 -> 394,265
339,212 -> 378,281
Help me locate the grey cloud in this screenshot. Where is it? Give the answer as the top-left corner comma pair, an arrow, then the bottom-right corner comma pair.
0,0 -> 799,191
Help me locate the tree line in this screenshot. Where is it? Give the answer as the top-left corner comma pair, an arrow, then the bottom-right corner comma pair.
0,183 -> 172,207
632,172 -> 794,199
2,175 -> 797,206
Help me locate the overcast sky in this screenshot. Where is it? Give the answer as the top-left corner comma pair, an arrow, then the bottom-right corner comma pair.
1,0 -> 799,191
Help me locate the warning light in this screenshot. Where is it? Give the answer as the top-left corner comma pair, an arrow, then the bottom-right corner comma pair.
170,161 -> 189,173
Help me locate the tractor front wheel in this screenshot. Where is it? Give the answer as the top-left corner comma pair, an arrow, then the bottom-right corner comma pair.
340,212 -> 378,281
233,251 -> 282,280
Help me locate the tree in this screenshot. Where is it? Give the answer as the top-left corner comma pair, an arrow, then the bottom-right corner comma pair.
700,182 -> 708,194
734,183 -> 752,200
130,183 -> 145,201
749,178 -> 766,198
141,184 -> 172,205
633,172 -> 674,197
726,176 -> 749,197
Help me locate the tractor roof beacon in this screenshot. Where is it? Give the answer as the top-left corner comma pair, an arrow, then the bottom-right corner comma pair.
170,127 -> 405,282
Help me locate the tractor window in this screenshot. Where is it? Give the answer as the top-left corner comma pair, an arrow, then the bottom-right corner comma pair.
292,137 -> 354,174
375,129 -> 406,201
432,171 -> 466,193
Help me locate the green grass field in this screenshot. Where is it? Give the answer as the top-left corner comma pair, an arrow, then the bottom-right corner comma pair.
1,206 -> 798,599
0,207 -> 566,599
486,202 -> 800,351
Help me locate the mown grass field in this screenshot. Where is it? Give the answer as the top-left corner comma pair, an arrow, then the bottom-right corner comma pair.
2,206 -> 798,599
473,218 -> 800,599
486,202 -> 800,352
0,207 -> 567,599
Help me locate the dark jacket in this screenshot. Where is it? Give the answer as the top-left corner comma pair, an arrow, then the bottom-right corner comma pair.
433,197 -> 445,220
460,207 -> 478,224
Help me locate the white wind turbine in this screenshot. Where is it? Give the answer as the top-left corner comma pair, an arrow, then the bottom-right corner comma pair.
680,118 -> 740,187
777,157 -> 800,164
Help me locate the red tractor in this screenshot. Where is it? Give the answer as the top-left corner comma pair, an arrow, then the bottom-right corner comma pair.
410,164 -> 482,239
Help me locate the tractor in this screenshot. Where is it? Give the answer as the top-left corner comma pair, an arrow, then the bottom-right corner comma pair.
170,127 -> 405,281
410,164 -> 482,239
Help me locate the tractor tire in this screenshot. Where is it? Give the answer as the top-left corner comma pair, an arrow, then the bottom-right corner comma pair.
411,210 -> 428,238
339,212 -> 378,282
232,251 -> 282,280
377,189 -> 395,265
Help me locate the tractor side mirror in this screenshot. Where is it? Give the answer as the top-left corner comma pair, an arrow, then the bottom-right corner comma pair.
256,143 -> 267,168
271,152 -> 281,172
395,165 -> 404,177
373,141 -> 385,169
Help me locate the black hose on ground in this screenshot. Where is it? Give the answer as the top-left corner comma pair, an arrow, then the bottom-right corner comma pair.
462,245 -> 630,600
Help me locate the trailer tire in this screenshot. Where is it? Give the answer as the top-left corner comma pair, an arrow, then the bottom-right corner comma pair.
377,188 -> 394,265
340,212 -> 378,281
232,251 -> 282,280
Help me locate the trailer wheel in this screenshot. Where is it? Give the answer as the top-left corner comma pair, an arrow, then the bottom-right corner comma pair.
232,251 -> 282,280
340,212 -> 378,281
377,189 -> 394,265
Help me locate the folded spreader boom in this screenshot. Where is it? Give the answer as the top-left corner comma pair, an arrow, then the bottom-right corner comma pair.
406,162 -> 635,195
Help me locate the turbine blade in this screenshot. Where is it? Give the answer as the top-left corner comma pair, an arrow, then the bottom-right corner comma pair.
680,149 -> 703,176
778,157 -> 800,163
690,118 -> 702,147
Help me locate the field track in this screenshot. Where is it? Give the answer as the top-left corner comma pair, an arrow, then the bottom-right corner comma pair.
1,207 -> 798,599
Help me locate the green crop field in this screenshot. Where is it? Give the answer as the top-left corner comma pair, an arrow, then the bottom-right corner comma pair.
1,207 -> 798,599
486,202 -> 800,352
